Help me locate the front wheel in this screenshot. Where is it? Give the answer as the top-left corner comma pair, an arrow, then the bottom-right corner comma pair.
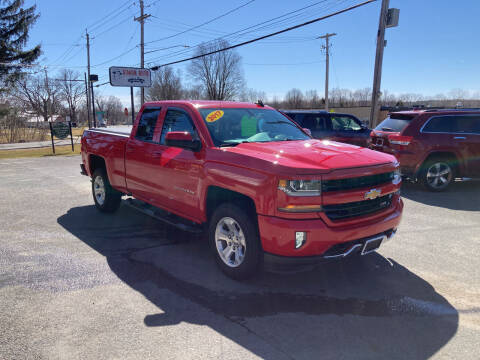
421,159 -> 455,192
209,203 -> 262,280
92,168 -> 121,212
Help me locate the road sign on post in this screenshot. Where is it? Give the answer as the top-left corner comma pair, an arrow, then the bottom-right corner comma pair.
109,66 -> 152,126
109,66 -> 152,87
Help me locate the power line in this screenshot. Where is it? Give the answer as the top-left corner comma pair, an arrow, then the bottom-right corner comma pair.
145,0 -> 256,45
244,60 -> 325,66
144,0 -> 347,64
150,0 -> 376,70
88,0 -> 134,32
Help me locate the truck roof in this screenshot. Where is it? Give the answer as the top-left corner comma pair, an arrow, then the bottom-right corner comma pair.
143,100 -> 273,110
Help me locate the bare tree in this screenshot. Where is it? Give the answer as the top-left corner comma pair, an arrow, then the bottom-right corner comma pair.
95,95 -> 124,125
12,71 -> 61,122
146,66 -> 183,101
284,88 -> 304,109
183,84 -> 205,100
58,69 -> 83,123
304,89 -> 321,108
239,88 -> 267,103
188,40 -> 244,100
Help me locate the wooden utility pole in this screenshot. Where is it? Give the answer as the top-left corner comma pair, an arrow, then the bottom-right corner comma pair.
318,33 -> 336,111
85,30 -> 92,127
370,0 -> 389,127
84,72 -> 91,128
135,0 -> 150,106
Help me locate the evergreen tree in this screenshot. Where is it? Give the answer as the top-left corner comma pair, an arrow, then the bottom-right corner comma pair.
0,0 -> 41,89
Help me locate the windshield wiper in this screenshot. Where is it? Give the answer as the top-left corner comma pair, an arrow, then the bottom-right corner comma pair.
381,127 -> 396,132
218,141 -> 250,147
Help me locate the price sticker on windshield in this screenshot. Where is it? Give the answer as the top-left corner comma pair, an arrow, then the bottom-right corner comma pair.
206,110 -> 224,122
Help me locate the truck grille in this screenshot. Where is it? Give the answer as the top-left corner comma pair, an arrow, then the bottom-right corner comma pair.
322,172 -> 394,192
323,194 -> 393,220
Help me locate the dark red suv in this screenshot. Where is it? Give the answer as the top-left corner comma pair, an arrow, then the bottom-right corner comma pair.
370,109 -> 480,191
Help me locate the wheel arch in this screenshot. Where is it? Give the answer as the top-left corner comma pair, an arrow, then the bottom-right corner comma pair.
415,151 -> 463,177
88,154 -> 107,177
205,186 -> 257,221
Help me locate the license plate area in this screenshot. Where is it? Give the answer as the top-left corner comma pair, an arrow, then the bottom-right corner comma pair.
361,236 -> 385,255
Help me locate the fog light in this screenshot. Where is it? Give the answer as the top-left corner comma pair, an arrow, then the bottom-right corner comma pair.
295,232 -> 307,249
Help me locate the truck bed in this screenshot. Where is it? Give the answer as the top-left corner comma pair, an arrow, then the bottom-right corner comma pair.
87,125 -> 132,137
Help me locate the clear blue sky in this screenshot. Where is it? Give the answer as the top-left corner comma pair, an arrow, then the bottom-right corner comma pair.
25,0 -> 480,104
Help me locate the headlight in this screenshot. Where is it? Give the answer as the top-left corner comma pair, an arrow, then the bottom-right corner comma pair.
392,167 -> 401,185
278,179 -> 322,196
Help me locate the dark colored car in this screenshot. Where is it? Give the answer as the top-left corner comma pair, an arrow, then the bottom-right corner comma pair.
281,110 -> 371,147
370,109 -> 480,191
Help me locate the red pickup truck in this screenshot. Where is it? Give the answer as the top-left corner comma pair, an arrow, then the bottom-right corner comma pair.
81,100 -> 403,279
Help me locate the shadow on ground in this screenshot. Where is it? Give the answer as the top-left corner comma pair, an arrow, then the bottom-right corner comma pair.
401,180 -> 480,211
58,205 -> 458,359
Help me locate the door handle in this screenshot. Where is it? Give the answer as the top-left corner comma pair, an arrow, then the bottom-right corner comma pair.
152,151 -> 162,158
454,136 -> 466,140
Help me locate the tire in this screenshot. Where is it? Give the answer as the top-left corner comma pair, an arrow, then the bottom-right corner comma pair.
208,203 -> 262,280
420,157 -> 455,192
92,168 -> 122,212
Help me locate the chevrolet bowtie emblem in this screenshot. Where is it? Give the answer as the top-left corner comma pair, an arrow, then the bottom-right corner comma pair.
364,188 -> 382,200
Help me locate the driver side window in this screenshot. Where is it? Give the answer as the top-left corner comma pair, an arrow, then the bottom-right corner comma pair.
331,116 -> 361,131
159,108 -> 198,145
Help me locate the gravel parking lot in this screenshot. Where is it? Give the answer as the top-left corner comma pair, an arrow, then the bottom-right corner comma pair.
1,155 -> 479,359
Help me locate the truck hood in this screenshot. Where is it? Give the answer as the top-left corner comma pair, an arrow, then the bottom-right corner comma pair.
224,139 -> 396,172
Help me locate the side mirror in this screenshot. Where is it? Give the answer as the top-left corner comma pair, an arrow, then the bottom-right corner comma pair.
165,131 -> 201,151
303,128 -> 312,136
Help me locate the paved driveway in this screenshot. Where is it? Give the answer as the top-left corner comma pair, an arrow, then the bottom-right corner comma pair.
1,156 -> 479,359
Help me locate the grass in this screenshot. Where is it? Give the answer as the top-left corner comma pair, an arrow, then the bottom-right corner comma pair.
0,144 -> 81,159
0,126 -> 87,144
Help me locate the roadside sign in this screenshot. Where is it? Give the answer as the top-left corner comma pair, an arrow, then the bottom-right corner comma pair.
386,8 -> 400,28
109,66 -> 152,87
51,122 -> 70,139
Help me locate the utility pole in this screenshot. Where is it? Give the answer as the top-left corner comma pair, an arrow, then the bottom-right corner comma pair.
370,0 -> 389,127
84,72 -> 91,128
135,0 -> 150,106
85,30 -> 92,126
318,33 -> 336,111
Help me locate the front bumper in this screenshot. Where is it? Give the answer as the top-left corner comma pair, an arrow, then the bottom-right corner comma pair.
258,196 -> 403,258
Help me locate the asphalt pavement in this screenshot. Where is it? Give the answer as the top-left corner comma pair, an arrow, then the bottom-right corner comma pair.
1,155 -> 479,359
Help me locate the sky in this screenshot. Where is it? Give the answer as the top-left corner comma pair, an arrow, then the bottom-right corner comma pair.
24,0 -> 480,105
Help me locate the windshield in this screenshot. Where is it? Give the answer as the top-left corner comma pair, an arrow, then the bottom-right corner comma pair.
375,114 -> 415,132
198,108 -> 310,147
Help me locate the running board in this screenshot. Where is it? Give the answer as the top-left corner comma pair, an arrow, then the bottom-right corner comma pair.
124,198 -> 203,234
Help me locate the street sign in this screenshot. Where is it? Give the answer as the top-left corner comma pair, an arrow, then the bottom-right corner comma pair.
51,122 -> 70,139
109,66 -> 152,87
386,8 -> 400,28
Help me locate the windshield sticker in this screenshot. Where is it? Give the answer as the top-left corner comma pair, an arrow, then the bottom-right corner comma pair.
206,110 -> 224,122
241,115 -> 257,137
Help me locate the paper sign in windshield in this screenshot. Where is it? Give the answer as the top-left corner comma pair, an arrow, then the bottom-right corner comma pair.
206,110 -> 224,122
241,115 -> 257,137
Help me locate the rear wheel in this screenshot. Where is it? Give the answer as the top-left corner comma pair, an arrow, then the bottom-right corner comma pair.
421,158 -> 455,192
209,203 -> 262,280
92,168 -> 121,212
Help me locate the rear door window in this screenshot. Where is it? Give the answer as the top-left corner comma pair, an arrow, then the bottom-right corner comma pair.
135,107 -> 161,142
303,114 -> 328,131
375,114 -> 414,132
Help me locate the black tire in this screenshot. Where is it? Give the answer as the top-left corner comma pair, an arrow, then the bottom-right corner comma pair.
208,203 -> 262,280
420,157 -> 455,192
92,168 -> 122,212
